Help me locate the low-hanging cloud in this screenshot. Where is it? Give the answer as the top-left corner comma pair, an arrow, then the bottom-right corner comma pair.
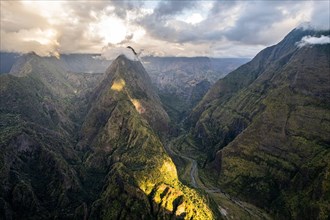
297,35 -> 330,47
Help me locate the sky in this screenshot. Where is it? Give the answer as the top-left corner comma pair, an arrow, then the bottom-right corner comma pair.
0,0 -> 329,58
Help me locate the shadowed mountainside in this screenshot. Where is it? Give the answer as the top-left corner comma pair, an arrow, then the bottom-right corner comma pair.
142,56 -> 249,122
182,28 -> 330,219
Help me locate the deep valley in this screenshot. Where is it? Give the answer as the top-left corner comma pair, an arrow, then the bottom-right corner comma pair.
0,27 -> 329,220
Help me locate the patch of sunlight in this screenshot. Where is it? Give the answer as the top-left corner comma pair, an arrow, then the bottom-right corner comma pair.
175,203 -> 186,216
138,179 -> 155,195
153,184 -> 167,204
130,98 -> 146,114
152,184 -> 184,213
136,159 -> 178,195
160,159 -> 178,180
134,158 -> 214,219
111,78 -> 125,91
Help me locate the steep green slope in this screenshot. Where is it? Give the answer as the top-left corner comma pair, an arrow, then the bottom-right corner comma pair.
143,56 -> 249,125
0,53 -> 219,219
0,74 -> 84,219
186,28 -> 330,219
79,55 -> 217,219
10,52 -> 75,98
79,55 -> 170,146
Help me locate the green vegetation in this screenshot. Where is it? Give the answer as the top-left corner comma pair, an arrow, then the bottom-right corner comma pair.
0,54 -> 218,219
184,29 -> 330,219
80,55 -> 217,219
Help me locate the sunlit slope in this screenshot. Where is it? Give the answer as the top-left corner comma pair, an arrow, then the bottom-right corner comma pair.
188,28 -> 330,219
79,55 -> 218,219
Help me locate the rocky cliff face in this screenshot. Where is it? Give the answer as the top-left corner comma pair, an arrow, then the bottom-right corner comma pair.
187,28 -> 330,219
0,54 -> 218,219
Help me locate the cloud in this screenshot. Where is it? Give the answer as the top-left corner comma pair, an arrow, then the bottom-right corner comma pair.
153,1 -> 197,18
222,1 -> 314,44
310,1 -> 330,30
136,0 -> 326,47
110,1 -> 143,19
0,0 -> 329,58
297,35 -> 330,47
100,45 -> 139,61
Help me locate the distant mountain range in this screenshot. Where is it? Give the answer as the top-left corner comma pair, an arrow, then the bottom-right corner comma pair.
142,56 -> 249,123
1,52 -> 248,124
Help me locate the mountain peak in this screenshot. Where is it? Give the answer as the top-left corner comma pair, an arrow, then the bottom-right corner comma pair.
116,54 -> 135,61
84,52 -> 170,143
112,54 -> 140,68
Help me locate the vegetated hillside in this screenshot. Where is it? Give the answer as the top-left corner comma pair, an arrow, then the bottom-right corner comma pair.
0,51 -> 248,124
0,52 -> 112,74
10,52 -> 105,97
187,28 -> 330,219
0,73 -> 84,219
142,56 -> 249,122
78,55 -> 217,219
79,55 -> 170,139
0,54 -> 219,219
49,54 -> 112,74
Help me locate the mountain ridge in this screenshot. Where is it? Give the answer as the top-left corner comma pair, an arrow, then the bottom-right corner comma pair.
0,53 -> 219,219
181,28 -> 330,219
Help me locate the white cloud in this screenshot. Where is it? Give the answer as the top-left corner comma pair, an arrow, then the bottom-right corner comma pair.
89,15 -> 128,45
0,0 -> 329,58
101,46 -> 140,61
186,13 -> 204,25
297,35 -> 330,47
